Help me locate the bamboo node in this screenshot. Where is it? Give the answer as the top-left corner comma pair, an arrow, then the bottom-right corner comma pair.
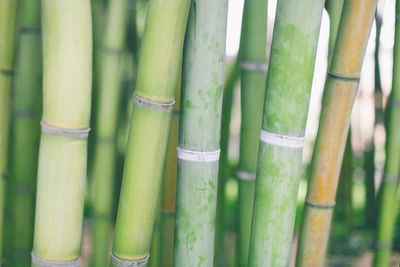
260,130 -> 304,148
388,98 -> 400,107
12,185 -> 32,194
13,109 -> 35,118
110,252 -> 149,266
382,174 -> 399,183
0,67 -> 14,77
177,147 -> 220,162
396,12 -> 400,21
41,121 -> 90,139
1,172 -> 8,179
20,26 -> 41,35
133,92 -> 175,111
9,251 -> 30,259
241,61 -> 267,72
375,241 -> 392,249
31,252 -> 79,266
236,169 -> 256,181
327,71 -> 360,82
305,200 -> 336,209
161,210 -> 175,217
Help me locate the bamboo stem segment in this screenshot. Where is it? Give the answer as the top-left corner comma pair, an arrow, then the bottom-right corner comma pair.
32,0 -> 92,265
373,1 -> 400,265
236,0 -> 268,266
173,0 -> 228,265
296,1 -> 378,266
111,0 -> 191,265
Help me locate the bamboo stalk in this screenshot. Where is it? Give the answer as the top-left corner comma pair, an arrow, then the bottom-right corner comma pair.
111,0 -> 191,265
159,74 -> 181,267
235,1 -> 268,266
90,0 -> 128,266
148,196 -> 161,267
247,1 -> 324,266
296,1 -> 378,266
325,0 -> 345,64
173,0 -> 228,265
373,1 -> 400,265
32,0 -> 92,266
8,0 -> 42,265
0,0 -> 18,263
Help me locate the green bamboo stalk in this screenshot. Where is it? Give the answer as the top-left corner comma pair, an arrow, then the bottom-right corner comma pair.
173,0 -> 228,265
159,75 -> 181,267
296,1 -> 378,266
373,1 -> 400,265
90,0 -> 128,266
214,58 -> 240,266
111,1 -> 191,265
0,0 -> 18,262
148,196 -> 161,267
32,0 -> 92,266
235,1 -> 268,266
247,1 -> 324,266
8,0 -> 42,265
325,0 -> 345,64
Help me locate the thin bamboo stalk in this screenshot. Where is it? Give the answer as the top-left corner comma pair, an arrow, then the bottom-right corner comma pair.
173,0 -> 228,265
0,0 -> 18,263
8,0 -> 42,265
373,1 -> 400,265
111,0 -> 191,265
235,1 -> 268,266
159,74 -> 181,267
32,0 -> 92,266
148,196 -> 161,267
248,1 -> 324,266
325,0 -> 345,64
90,0 -> 128,266
296,1 -> 378,266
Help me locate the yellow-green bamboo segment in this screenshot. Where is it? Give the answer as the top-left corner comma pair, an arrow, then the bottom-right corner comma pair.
159,76 -> 181,267
373,1 -> 400,265
0,0 -> 18,261
90,0 -> 128,266
236,0 -> 268,266
8,0 -> 42,265
296,1 -> 378,266
32,0 -> 92,266
111,0 -> 191,265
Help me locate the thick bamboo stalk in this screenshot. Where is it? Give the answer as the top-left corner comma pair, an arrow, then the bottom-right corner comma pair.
159,75 -> 181,267
296,1 -> 378,266
173,0 -> 228,265
90,0 -> 128,266
373,1 -> 400,265
236,1 -> 268,266
0,0 -> 18,261
32,1 -> 92,266
111,1 -> 191,265
248,1 -> 324,266
8,0 -> 42,265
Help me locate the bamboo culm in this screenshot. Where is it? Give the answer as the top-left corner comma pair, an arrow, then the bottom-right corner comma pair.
32,0 -> 92,266
8,0 -> 42,265
373,0 -> 400,265
173,0 -> 228,265
236,0 -> 268,266
296,1 -> 378,266
111,0 -> 191,265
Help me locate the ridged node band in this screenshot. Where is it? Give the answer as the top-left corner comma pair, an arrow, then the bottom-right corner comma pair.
305,200 -> 336,209
0,68 -> 14,76
241,61 -> 267,72
31,253 -> 79,267
20,26 -> 41,35
327,71 -> 360,82
236,169 -> 256,181
375,241 -> 392,249
260,129 -> 305,148
177,147 -> 220,162
396,12 -> 400,21
41,121 -> 90,139
161,209 -> 175,217
388,98 -> 400,107
133,92 -> 175,111
110,253 -> 149,266
382,174 -> 399,183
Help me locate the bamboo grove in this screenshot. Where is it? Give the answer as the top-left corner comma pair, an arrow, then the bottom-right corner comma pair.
1,0 -> 400,266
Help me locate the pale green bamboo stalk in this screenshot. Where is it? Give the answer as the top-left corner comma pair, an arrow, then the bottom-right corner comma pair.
248,1 -> 324,266
111,0 -> 191,265
173,0 -> 228,265
236,1 -> 268,266
373,1 -> 400,265
32,0 -> 92,266
148,196 -> 161,267
0,0 -> 18,263
326,0 -> 344,64
296,1 -> 378,266
90,1 -> 128,266
8,0 -> 42,266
